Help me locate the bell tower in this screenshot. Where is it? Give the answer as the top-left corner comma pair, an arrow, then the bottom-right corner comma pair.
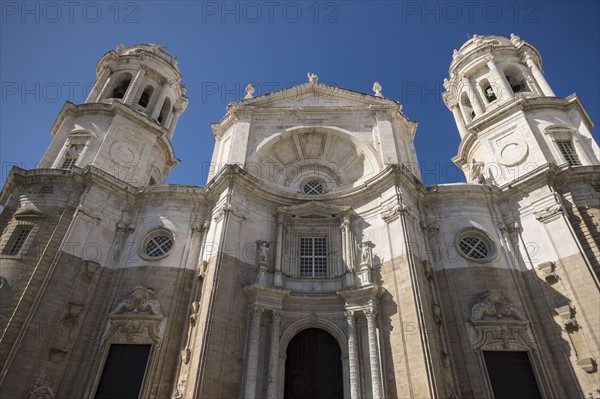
39,44 -> 188,186
443,34 -> 598,186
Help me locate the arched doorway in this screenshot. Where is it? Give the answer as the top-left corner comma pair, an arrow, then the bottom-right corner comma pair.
284,328 -> 343,399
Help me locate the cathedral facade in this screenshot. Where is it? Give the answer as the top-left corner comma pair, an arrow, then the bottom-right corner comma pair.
0,35 -> 599,398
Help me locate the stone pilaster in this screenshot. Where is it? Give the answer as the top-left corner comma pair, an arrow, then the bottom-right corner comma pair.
267,311 -> 281,399
151,81 -> 171,120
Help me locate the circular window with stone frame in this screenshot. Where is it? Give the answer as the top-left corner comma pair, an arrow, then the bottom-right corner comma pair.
140,229 -> 175,260
456,228 -> 496,263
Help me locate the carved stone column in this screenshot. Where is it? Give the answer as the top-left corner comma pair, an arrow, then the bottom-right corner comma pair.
267,311 -> 281,399
151,81 -> 171,120
167,106 -> 183,139
463,77 -> 483,116
365,308 -> 383,399
449,103 -> 469,138
86,66 -> 111,102
243,306 -> 264,399
486,57 -> 513,101
345,310 -> 361,399
123,67 -> 146,104
340,222 -> 347,266
525,54 -> 555,96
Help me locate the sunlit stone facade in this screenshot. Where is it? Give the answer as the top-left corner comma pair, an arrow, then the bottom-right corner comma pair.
1,36 -> 598,398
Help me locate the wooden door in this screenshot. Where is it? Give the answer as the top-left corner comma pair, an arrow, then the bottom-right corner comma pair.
284,328 -> 343,399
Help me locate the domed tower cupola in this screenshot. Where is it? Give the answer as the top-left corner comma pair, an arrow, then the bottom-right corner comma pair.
39,44 -> 189,187
444,35 -> 598,187
86,43 -> 188,137
442,34 -> 555,137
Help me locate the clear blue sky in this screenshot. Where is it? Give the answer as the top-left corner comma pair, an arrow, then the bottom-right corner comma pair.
1,1 -> 598,187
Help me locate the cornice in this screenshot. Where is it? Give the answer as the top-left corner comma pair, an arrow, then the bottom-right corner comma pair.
453,95 -> 593,167
204,163 -> 424,207
96,47 -> 183,80
211,82 -> 410,134
49,101 -> 179,169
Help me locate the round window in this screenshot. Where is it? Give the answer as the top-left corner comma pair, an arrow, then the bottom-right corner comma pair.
456,229 -> 495,262
303,180 -> 324,195
142,230 -> 174,259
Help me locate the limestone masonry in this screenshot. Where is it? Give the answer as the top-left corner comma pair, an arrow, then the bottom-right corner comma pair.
0,35 -> 599,398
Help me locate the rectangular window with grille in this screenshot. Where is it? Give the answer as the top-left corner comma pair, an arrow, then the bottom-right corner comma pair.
6,228 -> 32,255
61,157 -> 77,169
300,237 -> 327,278
556,140 -> 581,166
61,144 -> 84,169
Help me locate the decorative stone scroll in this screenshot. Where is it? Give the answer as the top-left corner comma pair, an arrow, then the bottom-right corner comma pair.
171,379 -> 186,399
471,290 -> 525,321
467,290 -> 535,351
510,33 -> 522,47
381,202 -> 410,223
103,286 -> 164,344
555,305 -> 579,331
28,374 -> 55,399
534,204 -> 562,223
537,261 -> 559,284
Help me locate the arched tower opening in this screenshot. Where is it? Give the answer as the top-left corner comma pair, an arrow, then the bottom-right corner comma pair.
460,92 -> 475,122
138,85 -> 154,108
479,78 -> 497,103
503,64 -> 530,94
444,34 -> 599,187
110,73 -> 132,99
158,97 -> 171,126
39,44 -> 188,186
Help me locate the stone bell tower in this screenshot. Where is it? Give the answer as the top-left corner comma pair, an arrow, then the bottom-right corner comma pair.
38,44 -> 188,186
443,34 -> 598,186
